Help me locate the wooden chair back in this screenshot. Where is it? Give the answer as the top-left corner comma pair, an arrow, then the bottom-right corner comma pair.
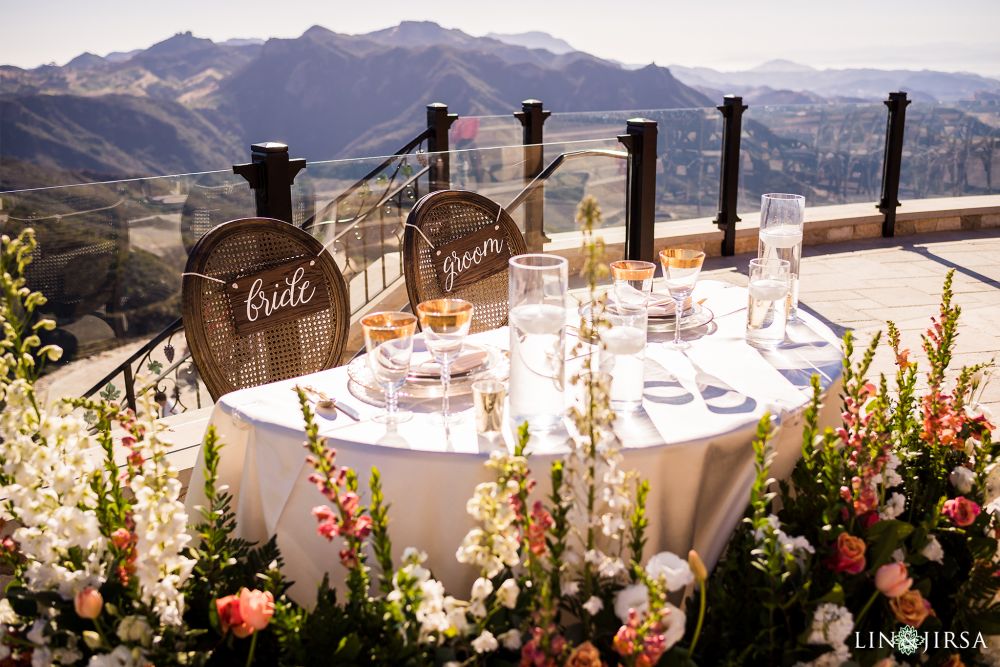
402,190 -> 526,333
182,217 -> 349,400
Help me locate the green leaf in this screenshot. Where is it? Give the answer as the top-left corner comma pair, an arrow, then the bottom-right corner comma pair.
865,520 -> 913,571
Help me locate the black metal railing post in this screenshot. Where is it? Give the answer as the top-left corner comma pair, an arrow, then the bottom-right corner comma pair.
713,95 -> 747,256
426,103 -> 458,191
514,99 -> 551,251
618,118 -> 658,263
878,91 -> 910,237
233,142 -> 306,223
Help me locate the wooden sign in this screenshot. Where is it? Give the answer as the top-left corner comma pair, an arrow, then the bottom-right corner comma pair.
229,258 -> 330,336
432,224 -> 509,293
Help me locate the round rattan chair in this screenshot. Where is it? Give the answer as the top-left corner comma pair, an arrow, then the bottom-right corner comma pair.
182,217 -> 349,400
402,190 -> 526,333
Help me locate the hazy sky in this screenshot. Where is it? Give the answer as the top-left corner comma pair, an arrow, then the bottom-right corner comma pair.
4,0 -> 999,76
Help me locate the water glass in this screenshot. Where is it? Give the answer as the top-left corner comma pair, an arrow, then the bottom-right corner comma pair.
361,311 -> 418,424
759,193 -> 805,320
473,380 -> 506,436
600,306 -> 647,412
658,248 -> 706,350
610,260 -> 656,309
416,298 -> 474,440
746,258 -> 791,349
508,254 -> 568,433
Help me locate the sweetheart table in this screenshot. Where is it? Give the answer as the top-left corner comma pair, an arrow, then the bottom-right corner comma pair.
183,280 -> 845,604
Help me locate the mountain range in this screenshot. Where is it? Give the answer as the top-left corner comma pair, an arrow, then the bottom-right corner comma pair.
3,23 -> 999,191
0,22 -> 708,189
669,60 -> 1000,103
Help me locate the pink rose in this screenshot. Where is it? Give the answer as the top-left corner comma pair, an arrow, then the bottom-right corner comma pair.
942,496 -> 981,527
827,533 -> 866,575
74,587 -> 103,619
238,588 -> 275,631
875,562 -> 912,598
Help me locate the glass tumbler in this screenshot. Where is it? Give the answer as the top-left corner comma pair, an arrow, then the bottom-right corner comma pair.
746,258 -> 791,349
508,254 -> 568,433
758,193 -> 805,320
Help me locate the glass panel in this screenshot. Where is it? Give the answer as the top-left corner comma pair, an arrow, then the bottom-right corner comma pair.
900,101 -> 1000,199
450,114 -> 522,150
0,171 -> 255,406
738,104 -> 887,214
549,107 -> 723,221
299,137 -> 627,315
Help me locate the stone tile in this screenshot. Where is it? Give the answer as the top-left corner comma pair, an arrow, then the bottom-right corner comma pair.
866,287 -> 943,308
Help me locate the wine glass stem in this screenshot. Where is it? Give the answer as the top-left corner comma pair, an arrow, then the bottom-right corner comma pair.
673,297 -> 684,346
386,383 -> 398,422
441,361 -> 452,437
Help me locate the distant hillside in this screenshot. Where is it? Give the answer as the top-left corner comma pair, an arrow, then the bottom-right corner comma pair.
670,61 -> 1000,103
486,31 -> 577,55
1,23 -> 710,188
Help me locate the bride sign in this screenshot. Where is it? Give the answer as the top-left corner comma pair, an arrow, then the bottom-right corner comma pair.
229,258 -> 330,335
432,224 -> 509,293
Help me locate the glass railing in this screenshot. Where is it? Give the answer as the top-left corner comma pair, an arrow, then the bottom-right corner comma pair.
900,101 -> 1000,199
1,136 -> 627,407
737,103 -> 888,214
546,108 -> 725,221
295,137 -> 626,310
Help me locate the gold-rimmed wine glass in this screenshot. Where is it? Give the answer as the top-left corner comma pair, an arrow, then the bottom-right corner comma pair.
360,311 -> 418,424
416,298 -> 474,440
658,248 -> 706,350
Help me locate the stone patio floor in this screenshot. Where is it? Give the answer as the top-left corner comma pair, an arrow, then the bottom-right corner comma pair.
700,227 -> 1000,415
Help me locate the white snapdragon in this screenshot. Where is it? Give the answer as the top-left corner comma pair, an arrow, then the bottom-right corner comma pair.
469,577 -> 493,618
755,515 -> 815,560
884,453 -> 904,488
127,395 -> 196,626
87,645 -> 147,667
496,578 -> 519,609
456,471 -> 521,577
582,595 -> 604,615
471,630 -> 498,653
498,628 -> 522,650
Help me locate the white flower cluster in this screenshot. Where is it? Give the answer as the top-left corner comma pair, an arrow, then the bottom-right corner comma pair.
456,452 -> 522,577
389,548 -> 468,645
127,395 -> 195,626
755,515 -> 815,561
879,492 -> 906,520
0,380 -> 109,599
801,603 -> 854,666
562,422 -> 632,584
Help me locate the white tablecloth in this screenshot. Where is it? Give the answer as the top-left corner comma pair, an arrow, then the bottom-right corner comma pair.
184,280 -> 844,604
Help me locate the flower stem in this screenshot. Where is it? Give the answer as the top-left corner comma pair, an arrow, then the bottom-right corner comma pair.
688,580 -> 708,655
245,630 -> 259,667
854,589 -> 881,627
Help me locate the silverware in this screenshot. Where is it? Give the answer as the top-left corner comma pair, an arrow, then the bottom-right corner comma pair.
298,385 -> 361,421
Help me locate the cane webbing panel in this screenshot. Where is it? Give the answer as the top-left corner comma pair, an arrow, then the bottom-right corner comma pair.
403,190 -> 526,334
182,218 -> 349,400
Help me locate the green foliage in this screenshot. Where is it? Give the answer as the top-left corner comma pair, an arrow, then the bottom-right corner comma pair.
697,271 -> 1000,666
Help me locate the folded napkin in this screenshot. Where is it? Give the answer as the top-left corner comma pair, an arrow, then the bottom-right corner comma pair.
609,295 -> 693,319
410,349 -> 489,377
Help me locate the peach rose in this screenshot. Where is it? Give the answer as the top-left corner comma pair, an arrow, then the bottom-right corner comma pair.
890,589 -> 933,628
827,533 -> 866,574
875,562 -> 912,598
74,587 -> 103,619
941,655 -> 966,667
238,588 -> 275,631
566,641 -> 604,667
216,594 -> 253,638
